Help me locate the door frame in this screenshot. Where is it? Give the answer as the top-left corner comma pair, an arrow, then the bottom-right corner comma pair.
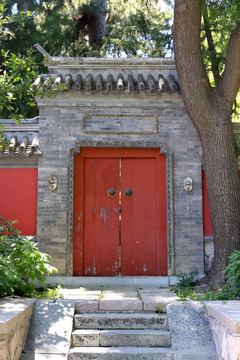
67,139 -> 174,276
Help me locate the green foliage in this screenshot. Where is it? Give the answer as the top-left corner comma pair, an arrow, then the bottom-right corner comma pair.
224,250 -> 240,296
171,270 -> 198,299
177,270 -> 198,289
0,217 -> 57,298
155,303 -> 164,314
36,285 -> 64,302
101,0 -> 172,58
172,252 -> 240,301
1,0 -> 172,58
201,0 -> 240,120
0,49 -> 39,121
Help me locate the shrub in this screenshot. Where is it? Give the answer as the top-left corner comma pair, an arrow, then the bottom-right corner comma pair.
224,250 -> 240,297
0,216 -> 57,297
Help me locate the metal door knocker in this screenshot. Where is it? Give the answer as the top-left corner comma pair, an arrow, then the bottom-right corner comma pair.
48,176 -> 58,191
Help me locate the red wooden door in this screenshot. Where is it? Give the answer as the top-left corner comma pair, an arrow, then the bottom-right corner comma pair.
73,148 -> 167,276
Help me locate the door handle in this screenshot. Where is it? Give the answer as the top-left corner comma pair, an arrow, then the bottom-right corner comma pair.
108,188 -> 117,197
124,188 -> 133,197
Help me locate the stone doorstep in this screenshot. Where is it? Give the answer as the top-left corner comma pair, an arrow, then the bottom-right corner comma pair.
72,288 -> 178,313
45,276 -> 171,288
69,346 -> 173,360
74,313 -> 168,330
72,329 -> 171,347
205,301 -> 240,333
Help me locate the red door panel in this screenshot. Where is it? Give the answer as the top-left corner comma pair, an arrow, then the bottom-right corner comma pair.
74,151 -> 119,276
121,153 -> 167,276
83,158 -> 120,276
121,158 -> 157,275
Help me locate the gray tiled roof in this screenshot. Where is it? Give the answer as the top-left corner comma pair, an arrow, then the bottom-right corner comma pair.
33,73 -> 179,95
0,135 -> 41,157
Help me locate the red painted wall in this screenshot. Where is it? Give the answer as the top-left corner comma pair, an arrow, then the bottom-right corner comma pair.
202,170 -> 213,236
0,168 -> 37,235
202,169 -> 240,237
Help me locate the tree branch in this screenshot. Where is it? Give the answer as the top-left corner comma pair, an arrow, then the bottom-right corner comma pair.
218,22 -> 240,107
173,0 -> 211,118
202,0 -> 221,85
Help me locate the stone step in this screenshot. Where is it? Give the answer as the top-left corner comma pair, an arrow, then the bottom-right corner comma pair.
75,313 -> 168,330
72,329 -> 171,347
69,346 -> 173,360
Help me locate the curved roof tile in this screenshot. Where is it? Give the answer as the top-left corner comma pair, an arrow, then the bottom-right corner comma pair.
33,73 -> 180,95
0,136 -> 41,158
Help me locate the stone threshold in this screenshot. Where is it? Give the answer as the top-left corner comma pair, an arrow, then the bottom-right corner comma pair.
45,276 -> 179,288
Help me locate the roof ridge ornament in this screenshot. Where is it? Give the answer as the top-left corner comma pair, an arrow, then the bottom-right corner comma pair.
33,43 -> 52,61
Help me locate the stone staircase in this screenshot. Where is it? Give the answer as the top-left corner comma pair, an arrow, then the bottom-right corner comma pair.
69,304 -> 173,359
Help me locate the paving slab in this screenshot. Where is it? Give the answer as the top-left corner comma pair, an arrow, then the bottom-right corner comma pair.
69,346 -> 173,360
167,301 -> 218,359
100,290 -> 142,311
22,300 -> 75,357
139,289 -> 178,312
103,287 -> 137,292
61,289 -> 101,299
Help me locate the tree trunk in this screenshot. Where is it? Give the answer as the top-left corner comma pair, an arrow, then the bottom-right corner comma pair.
74,0 -> 107,51
201,115 -> 240,284
88,0 -> 107,50
173,0 -> 240,286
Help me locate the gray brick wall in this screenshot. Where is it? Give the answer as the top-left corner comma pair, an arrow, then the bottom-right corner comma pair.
37,91 -> 203,276
36,58 -> 204,276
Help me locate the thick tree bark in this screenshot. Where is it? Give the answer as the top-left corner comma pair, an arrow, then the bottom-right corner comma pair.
74,0 -> 107,51
173,0 -> 240,285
